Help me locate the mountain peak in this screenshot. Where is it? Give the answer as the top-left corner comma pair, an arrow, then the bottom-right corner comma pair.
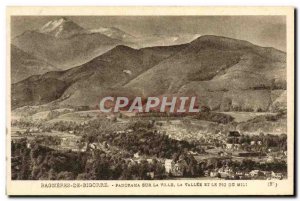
39,17 -> 85,38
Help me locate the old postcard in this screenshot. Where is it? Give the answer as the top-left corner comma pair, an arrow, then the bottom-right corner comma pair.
6,7 -> 294,196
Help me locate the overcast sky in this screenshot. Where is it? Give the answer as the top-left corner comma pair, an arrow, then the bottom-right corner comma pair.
11,16 -> 286,51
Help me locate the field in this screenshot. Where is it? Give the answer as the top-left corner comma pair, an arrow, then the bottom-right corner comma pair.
220,112 -> 277,123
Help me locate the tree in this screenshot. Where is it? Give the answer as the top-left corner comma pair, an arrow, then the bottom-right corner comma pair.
56,171 -> 75,180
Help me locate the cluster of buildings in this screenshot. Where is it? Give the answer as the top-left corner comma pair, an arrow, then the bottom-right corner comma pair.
205,168 -> 284,180
164,159 -> 187,177
12,115 -> 287,180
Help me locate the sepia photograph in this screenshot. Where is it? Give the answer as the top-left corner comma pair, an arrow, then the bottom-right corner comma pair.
6,6 -> 294,196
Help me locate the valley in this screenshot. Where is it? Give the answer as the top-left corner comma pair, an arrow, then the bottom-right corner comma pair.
10,16 -> 288,181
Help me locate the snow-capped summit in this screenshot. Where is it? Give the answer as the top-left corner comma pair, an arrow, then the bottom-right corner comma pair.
39,17 -> 85,38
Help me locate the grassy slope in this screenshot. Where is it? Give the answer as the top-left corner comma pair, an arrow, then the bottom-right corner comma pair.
11,44 -> 187,109
125,35 -> 286,112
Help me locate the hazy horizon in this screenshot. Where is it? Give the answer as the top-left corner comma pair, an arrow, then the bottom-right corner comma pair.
11,15 -> 286,51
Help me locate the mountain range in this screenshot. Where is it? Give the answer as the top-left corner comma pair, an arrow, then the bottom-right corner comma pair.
12,18 -> 121,70
11,45 -> 58,83
125,35 -> 286,112
11,17 -> 200,76
11,25 -> 287,113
